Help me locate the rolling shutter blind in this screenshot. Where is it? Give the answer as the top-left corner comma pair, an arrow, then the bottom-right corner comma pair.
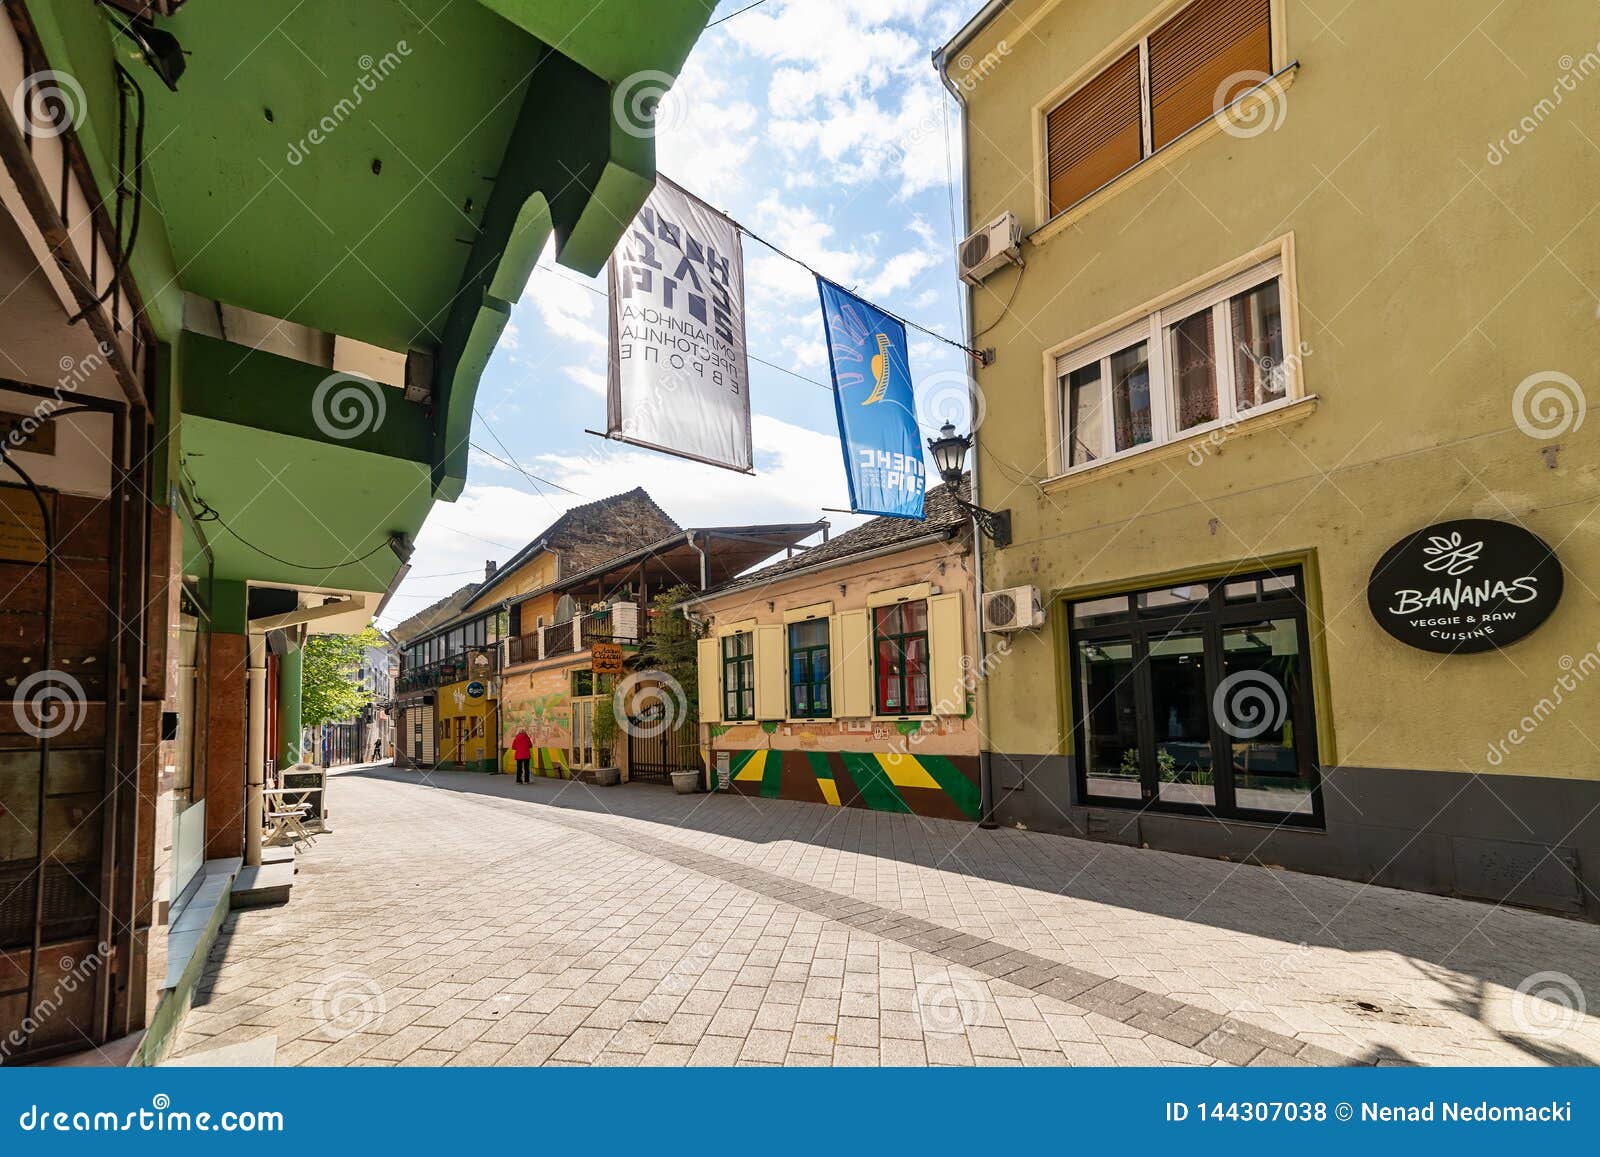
1046,48 -> 1142,216
753,625 -> 786,721
697,637 -> 721,724
837,610 -> 871,718
927,593 -> 965,716
1148,0 -> 1271,150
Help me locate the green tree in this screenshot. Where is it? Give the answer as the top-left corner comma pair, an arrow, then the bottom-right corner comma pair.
638,584 -> 703,721
301,625 -> 381,729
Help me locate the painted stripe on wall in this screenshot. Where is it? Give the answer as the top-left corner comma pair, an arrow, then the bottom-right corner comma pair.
916,754 -> 983,821
804,751 -> 841,806
840,752 -> 911,814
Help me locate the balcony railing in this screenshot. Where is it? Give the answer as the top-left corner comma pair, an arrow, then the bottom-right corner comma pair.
396,648 -> 501,694
505,602 -> 642,666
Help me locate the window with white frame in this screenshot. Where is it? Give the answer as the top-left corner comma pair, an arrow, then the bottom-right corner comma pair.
1056,257 -> 1290,472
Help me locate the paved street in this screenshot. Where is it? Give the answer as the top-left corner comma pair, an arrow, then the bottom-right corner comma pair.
170,764 -> 1600,1067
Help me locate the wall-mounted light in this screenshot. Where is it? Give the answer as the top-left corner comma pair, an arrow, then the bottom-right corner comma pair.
926,421 -> 1012,549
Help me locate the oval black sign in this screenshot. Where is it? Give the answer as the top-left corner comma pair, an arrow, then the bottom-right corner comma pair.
1367,518 -> 1563,654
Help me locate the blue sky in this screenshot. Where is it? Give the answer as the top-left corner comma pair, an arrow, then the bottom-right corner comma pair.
382,0 -> 979,624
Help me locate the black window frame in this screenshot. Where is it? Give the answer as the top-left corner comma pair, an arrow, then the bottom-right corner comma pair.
872,600 -> 932,717
722,632 -> 754,721
1066,566 -> 1323,827
787,619 -> 832,719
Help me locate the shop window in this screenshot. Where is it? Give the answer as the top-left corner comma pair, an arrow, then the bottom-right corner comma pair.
873,601 -> 931,716
1068,567 -> 1320,824
722,632 -> 754,721
788,619 -> 832,719
1045,0 -> 1272,217
1055,258 -> 1290,473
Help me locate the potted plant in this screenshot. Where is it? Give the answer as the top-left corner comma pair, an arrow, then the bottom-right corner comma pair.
670,767 -> 701,794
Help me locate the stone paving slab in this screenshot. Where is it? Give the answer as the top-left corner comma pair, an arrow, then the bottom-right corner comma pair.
170,765 -> 1600,1067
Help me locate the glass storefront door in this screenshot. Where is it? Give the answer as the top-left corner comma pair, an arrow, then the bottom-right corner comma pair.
1068,568 -> 1322,824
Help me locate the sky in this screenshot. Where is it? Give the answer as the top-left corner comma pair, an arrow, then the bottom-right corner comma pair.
380,0 -> 981,627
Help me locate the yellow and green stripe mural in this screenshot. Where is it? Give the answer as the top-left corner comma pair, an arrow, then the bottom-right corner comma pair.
722,749 -> 981,822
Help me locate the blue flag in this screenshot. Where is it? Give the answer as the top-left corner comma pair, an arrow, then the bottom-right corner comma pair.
817,279 -> 926,519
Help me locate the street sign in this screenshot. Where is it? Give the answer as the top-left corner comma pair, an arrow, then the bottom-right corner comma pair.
591,643 -> 626,676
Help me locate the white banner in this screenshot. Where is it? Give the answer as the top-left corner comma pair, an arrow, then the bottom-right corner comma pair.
606,176 -> 753,473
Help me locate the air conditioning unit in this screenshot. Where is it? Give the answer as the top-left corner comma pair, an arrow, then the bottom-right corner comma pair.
958,211 -> 1022,285
982,585 -> 1045,632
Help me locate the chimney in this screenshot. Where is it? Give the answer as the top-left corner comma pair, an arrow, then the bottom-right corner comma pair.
485,559 -> 497,581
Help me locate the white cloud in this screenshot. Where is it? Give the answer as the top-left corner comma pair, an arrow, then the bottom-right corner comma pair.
519,245 -> 604,348
564,365 -> 606,397
382,415 -> 867,628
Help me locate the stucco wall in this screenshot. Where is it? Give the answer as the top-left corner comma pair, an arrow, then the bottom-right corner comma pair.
957,0 -> 1599,782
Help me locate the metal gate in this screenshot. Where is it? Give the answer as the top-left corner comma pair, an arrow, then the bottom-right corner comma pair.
627,714 -> 699,784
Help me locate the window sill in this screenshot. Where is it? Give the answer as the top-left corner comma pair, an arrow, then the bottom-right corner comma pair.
1042,393 -> 1319,494
1031,64 -> 1300,248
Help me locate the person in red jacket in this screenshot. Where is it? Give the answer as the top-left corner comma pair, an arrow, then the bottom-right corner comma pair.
511,728 -> 534,784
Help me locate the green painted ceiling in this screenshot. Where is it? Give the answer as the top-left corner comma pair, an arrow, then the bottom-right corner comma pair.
178,413 -> 436,592
145,2 -> 539,353
26,0 -> 714,597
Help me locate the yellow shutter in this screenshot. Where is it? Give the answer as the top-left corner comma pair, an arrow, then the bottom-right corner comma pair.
1046,48 -> 1143,216
754,624 -> 786,721
928,592 -> 965,716
1148,0 -> 1272,150
697,637 -> 721,724
837,610 -> 871,718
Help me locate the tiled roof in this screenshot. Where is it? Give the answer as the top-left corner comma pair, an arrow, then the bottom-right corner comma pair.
388,581 -> 482,643
695,476 -> 970,600
474,487 -> 681,603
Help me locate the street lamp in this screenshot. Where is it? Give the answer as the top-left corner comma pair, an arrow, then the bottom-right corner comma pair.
927,420 -> 1012,549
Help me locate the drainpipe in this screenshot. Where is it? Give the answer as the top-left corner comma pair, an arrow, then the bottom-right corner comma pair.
936,48 -> 999,829
246,634 -> 267,867
685,530 -> 708,591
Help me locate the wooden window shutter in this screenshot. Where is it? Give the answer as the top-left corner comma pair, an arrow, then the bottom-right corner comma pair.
837,610 -> 871,718
753,624 -> 786,721
1046,48 -> 1142,216
1148,0 -> 1271,151
927,593 -> 966,716
697,636 -> 721,724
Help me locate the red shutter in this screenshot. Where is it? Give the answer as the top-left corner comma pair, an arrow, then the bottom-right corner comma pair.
1046,48 -> 1143,216
1148,0 -> 1272,150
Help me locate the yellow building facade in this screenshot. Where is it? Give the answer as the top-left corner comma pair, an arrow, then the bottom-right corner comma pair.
943,0 -> 1600,916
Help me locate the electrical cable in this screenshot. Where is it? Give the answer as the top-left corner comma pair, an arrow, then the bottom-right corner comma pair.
67,63 -> 145,324
707,0 -> 771,29
733,221 -> 985,361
